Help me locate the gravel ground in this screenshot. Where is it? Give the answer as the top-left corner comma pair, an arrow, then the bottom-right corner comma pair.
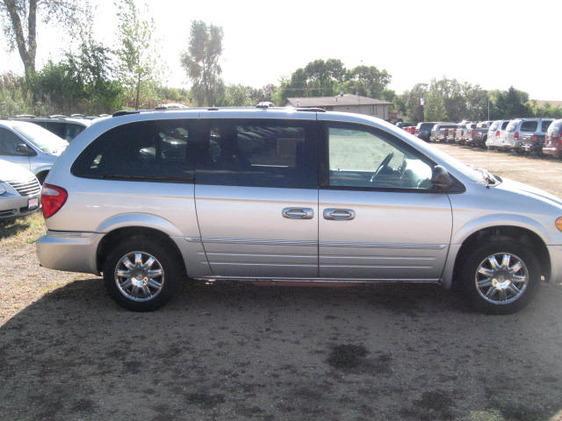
0,145 -> 561,421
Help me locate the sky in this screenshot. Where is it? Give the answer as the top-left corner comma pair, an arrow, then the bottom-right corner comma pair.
1,0 -> 561,100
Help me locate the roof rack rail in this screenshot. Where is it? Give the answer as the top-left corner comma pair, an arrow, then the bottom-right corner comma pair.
14,114 -> 35,118
296,107 -> 326,112
112,110 -> 140,117
49,114 -> 67,119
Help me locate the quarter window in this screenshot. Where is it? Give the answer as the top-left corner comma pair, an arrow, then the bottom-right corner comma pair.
541,120 -> 553,132
326,126 -> 433,190
195,120 -> 317,188
72,120 -> 192,181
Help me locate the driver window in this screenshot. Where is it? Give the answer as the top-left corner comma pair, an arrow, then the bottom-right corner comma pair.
327,126 -> 433,190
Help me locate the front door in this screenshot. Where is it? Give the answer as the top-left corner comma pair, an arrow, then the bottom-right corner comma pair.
318,122 -> 452,281
194,118 -> 319,278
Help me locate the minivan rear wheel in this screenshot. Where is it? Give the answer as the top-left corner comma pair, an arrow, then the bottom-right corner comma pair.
103,236 -> 181,311
459,239 -> 540,314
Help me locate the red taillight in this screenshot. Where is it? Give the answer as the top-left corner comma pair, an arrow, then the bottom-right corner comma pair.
41,184 -> 68,219
530,134 -> 538,142
495,130 -> 500,138
514,131 -> 520,140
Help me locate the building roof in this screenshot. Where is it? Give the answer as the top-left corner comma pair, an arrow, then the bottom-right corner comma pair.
287,94 -> 392,108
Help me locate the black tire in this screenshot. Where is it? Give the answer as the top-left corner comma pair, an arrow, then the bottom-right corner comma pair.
102,236 -> 183,311
458,239 -> 540,314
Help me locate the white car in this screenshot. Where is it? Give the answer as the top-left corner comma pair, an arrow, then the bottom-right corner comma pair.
0,120 -> 68,183
0,159 -> 41,219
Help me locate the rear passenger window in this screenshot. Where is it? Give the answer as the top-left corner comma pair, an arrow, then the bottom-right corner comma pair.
195,120 -> 317,188
72,120 -> 192,182
520,121 -> 538,132
541,120 -> 553,132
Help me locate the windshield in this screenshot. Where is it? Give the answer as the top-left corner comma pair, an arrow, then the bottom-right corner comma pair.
11,121 -> 69,152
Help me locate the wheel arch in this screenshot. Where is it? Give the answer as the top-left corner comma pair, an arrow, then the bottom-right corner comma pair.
96,226 -> 187,277
447,225 -> 550,290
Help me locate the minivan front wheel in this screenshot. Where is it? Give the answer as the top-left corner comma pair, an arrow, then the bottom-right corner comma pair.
459,240 -> 540,314
103,237 -> 180,311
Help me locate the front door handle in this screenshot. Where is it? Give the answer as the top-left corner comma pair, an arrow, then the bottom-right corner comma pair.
282,207 -> 314,220
323,208 -> 355,221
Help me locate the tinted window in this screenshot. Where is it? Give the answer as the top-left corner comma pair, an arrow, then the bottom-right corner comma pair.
72,120 -> 192,181
326,126 -> 433,190
520,121 -> 538,132
489,121 -> 499,131
37,121 -> 66,139
541,120 -> 553,132
501,121 -> 510,130
0,127 -> 25,156
195,120 -> 316,188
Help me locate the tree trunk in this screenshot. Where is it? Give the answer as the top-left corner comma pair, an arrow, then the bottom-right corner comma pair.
135,72 -> 141,109
4,0 -> 37,83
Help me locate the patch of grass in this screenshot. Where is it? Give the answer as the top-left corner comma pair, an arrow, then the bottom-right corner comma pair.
0,212 -> 45,248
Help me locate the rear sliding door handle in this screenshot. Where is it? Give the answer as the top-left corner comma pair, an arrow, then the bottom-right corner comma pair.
323,208 -> 355,221
282,207 -> 314,220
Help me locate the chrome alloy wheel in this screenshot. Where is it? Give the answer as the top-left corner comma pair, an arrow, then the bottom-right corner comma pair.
114,251 -> 165,302
475,252 -> 529,305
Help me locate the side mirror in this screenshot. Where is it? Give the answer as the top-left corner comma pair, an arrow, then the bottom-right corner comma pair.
431,165 -> 454,191
16,143 -> 34,156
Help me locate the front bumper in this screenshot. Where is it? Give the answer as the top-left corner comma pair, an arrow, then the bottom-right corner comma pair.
0,194 -> 40,219
547,245 -> 562,283
36,231 -> 103,274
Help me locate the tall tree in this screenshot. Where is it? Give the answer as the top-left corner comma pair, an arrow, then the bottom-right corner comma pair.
181,20 -> 224,107
115,0 -> 157,109
344,65 -> 391,99
0,0 -> 85,81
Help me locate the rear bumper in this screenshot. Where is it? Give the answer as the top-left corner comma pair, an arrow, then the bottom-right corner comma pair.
36,231 -> 103,274
0,194 -> 40,219
542,147 -> 561,157
547,245 -> 562,283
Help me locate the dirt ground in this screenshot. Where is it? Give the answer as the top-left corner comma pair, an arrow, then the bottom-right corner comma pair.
0,145 -> 561,421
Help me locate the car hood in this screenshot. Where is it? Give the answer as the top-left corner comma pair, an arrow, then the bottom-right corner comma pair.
497,178 -> 562,209
0,159 -> 34,181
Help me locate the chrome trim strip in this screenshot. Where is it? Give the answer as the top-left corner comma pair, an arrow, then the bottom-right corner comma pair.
320,255 -> 436,261
195,276 -> 440,283
198,237 -> 317,247
206,252 -> 317,258
319,264 -> 433,269
210,262 -> 317,267
320,241 -> 448,250
189,236 -> 448,250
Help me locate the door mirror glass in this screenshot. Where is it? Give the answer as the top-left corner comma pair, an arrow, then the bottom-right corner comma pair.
431,165 -> 453,191
16,143 -> 34,156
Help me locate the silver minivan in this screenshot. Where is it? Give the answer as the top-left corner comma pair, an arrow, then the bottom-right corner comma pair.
502,118 -> 554,153
0,120 -> 69,183
36,108 -> 562,313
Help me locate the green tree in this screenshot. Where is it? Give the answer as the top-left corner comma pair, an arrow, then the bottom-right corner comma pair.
115,0 -> 157,109
0,0 -> 87,82
33,36 -> 124,114
0,72 -> 32,115
401,83 -> 427,122
344,65 -> 391,99
491,87 -> 531,119
278,58 -> 347,101
181,20 -> 224,107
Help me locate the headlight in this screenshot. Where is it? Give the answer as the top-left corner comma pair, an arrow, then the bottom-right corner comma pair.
0,182 -> 6,195
556,217 -> 562,232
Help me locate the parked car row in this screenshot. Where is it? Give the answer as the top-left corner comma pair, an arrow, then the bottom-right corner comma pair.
400,118 -> 562,159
